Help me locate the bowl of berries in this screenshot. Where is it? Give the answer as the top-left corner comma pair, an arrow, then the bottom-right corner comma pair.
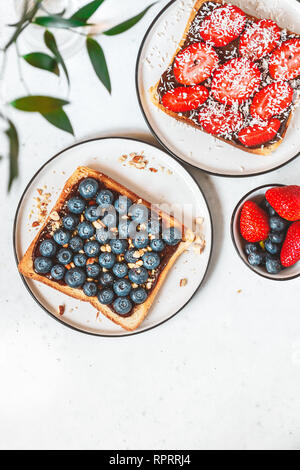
231,184 -> 300,280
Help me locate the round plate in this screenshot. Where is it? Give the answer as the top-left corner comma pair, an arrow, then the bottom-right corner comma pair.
136,0 -> 300,177
13,137 -> 213,337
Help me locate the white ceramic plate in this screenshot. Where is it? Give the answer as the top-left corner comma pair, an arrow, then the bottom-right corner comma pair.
136,0 -> 300,177
14,137 -> 213,337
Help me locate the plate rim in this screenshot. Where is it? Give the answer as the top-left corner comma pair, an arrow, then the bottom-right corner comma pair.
135,0 -> 300,178
13,136 -> 214,338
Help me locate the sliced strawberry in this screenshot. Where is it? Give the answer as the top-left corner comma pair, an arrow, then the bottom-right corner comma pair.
250,81 -> 294,120
211,58 -> 261,105
239,19 -> 281,61
280,221 -> 300,267
238,119 -> 281,147
198,104 -> 244,136
240,200 -> 270,243
269,39 -> 300,81
199,4 -> 246,47
162,85 -> 209,112
266,185 -> 300,222
173,42 -> 219,86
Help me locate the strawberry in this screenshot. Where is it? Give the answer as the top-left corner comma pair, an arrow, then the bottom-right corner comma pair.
269,39 -> 300,81
238,119 -> 281,147
250,81 -> 294,121
211,58 -> 261,105
198,105 -> 243,136
173,42 -> 219,86
280,221 -> 300,267
240,200 -> 270,243
266,185 -> 300,222
199,4 -> 246,47
239,19 -> 281,62
162,85 -> 209,112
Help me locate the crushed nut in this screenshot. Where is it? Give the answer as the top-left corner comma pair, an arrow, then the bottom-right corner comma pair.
195,217 -> 204,226
93,219 -> 106,229
180,278 -> 188,287
58,305 -> 65,316
50,211 -> 60,221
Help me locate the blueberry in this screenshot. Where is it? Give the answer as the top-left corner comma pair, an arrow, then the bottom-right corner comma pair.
84,240 -> 100,257
162,227 -> 182,246
130,287 -> 148,305
114,196 -> 132,215
79,178 -> 99,199
124,249 -> 138,263
73,253 -> 87,268
85,205 -> 100,222
129,203 -> 148,223
57,248 -> 73,265
78,221 -> 95,240
269,216 -> 287,232
95,227 -> 110,245
133,232 -> 148,249
244,243 -> 258,256
67,196 -> 86,214
128,267 -> 148,285
110,239 -> 128,255
147,219 -> 161,236
99,252 -> 116,269
142,252 -> 160,270
99,271 -> 114,287
248,252 -> 264,266
34,256 -> 52,274
113,279 -> 132,297
86,262 -> 101,279
69,236 -> 84,252
50,264 -> 65,280
113,262 -> 128,278
63,214 -> 79,231
53,229 -> 70,246
113,297 -> 132,315
150,239 -> 165,252
98,288 -> 115,305
39,239 -> 57,257
265,239 -> 280,255
269,232 -> 285,244
118,220 -> 131,239
83,281 -> 98,297
266,257 -> 282,274
96,189 -> 114,208
102,212 -> 117,229
65,268 -> 86,288
260,198 -> 276,216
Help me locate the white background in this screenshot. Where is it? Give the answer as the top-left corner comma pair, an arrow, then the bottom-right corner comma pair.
0,0 -> 299,450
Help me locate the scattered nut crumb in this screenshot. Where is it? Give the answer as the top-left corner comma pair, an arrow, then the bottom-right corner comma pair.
58,305 -> 65,316
180,278 -> 188,287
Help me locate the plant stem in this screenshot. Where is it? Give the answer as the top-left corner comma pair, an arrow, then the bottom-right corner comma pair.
15,42 -> 31,94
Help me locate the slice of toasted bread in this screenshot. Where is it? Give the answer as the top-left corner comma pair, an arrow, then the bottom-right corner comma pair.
18,166 -> 195,331
150,0 -> 298,156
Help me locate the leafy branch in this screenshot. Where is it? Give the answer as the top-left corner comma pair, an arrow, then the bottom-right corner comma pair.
0,0 -> 157,191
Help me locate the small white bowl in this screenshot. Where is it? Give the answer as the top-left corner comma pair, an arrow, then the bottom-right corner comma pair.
231,184 -> 300,281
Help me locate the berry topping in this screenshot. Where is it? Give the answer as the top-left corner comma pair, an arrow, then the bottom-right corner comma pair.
73,253 -> 87,268
77,221 -> 95,240
110,239 -> 128,255
162,227 -> 182,246
57,248 -> 73,265
248,252 -> 265,267
84,240 -> 101,257
173,42 -> 219,86
79,178 -> 99,199
280,221 -> 300,267
162,85 -> 209,113
51,264 -> 66,280
199,4 -> 246,47
150,239 -> 166,252
83,281 -> 98,297
99,252 -> 116,269
250,81 -> 294,121
269,39 -> 300,81
142,252 -> 160,270
63,214 -> 79,231
128,267 -> 148,285
39,239 -> 57,257
53,229 -> 70,246
85,205 -> 99,222
96,189 -> 114,207
238,119 -> 281,148
69,236 -> 84,253
133,232 -> 149,249
113,279 -> 132,297
34,256 -> 53,274
113,297 -> 132,315
239,19 -> 281,61
266,256 -> 282,274
112,262 -> 128,279
240,200 -> 270,243
266,185 -> 300,222
198,104 -> 243,136
211,58 -> 261,105
86,262 -> 101,279
99,271 -> 114,287
67,196 -> 86,214
130,287 -> 148,305
114,196 -> 132,215
128,204 -> 148,223
265,238 -> 281,256
65,268 -> 86,288
95,227 -> 110,245
98,288 -> 115,305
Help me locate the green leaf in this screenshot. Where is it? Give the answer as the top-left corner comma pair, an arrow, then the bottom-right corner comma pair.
103,2 -> 156,36
44,30 -> 69,85
10,96 -> 69,113
34,15 -> 90,28
71,0 -> 105,22
5,0 -> 43,50
41,108 -> 74,135
86,37 -> 111,93
6,120 -> 19,192
23,52 -> 59,75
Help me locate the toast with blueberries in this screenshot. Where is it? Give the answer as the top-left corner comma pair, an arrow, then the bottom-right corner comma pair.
18,166 -> 195,331
150,0 -> 300,155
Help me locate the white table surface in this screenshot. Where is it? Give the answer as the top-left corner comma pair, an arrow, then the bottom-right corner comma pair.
0,0 -> 299,451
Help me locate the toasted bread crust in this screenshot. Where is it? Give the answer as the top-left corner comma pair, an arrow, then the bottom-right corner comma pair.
149,0 -> 295,156
18,166 -> 195,331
